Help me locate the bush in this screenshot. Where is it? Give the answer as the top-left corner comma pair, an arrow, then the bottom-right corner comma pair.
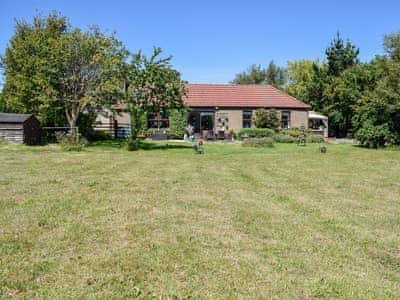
90,130 -> 112,141
254,109 -> 280,129
273,134 -> 297,143
355,123 -> 394,148
168,109 -> 188,139
77,112 -> 96,140
281,128 -> 312,137
307,135 -> 325,143
281,128 -> 300,137
238,128 -> 275,138
242,137 -> 275,148
56,132 -> 87,151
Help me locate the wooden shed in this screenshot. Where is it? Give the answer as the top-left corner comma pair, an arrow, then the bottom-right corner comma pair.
0,113 -> 41,145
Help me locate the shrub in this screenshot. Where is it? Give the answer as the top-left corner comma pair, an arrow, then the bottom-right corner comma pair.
273,134 -> 297,143
354,123 -> 394,148
281,127 -> 312,137
77,112 -> 96,140
238,128 -> 275,138
168,109 -> 188,139
281,128 -> 300,137
307,135 -> 325,143
56,132 -> 87,151
90,130 -> 112,141
254,109 -> 280,129
242,137 -> 275,148
127,140 -> 139,151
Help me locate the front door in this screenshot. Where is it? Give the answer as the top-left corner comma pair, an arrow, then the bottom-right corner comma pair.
200,112 -> 214,131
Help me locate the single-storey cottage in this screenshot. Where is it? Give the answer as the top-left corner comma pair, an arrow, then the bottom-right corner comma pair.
99,84 -> 328,138
183,84 -> 311,133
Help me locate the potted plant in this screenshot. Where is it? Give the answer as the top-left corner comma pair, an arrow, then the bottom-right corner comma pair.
240,133 -> 249,141
228,129 -> 236,141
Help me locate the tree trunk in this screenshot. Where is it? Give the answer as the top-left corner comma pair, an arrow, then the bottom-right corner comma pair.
65,106 -> 79,141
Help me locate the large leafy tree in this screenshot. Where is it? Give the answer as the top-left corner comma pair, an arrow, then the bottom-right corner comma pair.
1,12 -> 68,123
1,12 -> 127,132
0,90 -> 5,111
323,63 -> 377,137
321,33 -> 362,136
56,27 -> 127,131
123,47 -> 186,149
285,60 -> 325,106
353,57 -> 400,147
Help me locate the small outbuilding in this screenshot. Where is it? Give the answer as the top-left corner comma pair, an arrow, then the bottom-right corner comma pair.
0,113 -> 41,145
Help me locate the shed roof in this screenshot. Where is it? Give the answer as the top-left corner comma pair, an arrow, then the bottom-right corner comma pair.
308,111 -> 328,120
184,84 -> 311,109
0,113 -> 33,123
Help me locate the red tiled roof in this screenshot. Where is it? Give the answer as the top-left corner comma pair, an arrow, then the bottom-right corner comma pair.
112,84 -> 311,110
184,84 -> 310,109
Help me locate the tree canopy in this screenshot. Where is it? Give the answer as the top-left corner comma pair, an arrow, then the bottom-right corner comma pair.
383,32 -> 400,62
1,12 -> 128,132
123,47 -> 186,149
325,32 -> 360,77
231,60 -> 287,89
231,64 -> 267,85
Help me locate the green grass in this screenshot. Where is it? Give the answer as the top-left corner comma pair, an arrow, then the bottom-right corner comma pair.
1,141 -> 400,298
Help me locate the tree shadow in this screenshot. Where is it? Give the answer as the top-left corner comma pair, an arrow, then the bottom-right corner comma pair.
89,139 -> 127,149
138,141 -> 193,151
88,139 -> 194,151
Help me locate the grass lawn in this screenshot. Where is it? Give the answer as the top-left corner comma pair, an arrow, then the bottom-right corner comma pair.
1,141 -> 400,298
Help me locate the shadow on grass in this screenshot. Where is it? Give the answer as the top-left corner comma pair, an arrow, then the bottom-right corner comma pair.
88,139 -> 194,151
136,141 -> 193,151
88,139 -> 127,149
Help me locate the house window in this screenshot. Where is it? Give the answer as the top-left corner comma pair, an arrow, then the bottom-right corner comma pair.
281,111 -> 290,129
147,112 -> 169,129
242,111 -> 252,128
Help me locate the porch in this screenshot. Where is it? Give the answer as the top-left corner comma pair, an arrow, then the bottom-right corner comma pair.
308,111 -> 328,138
188,110 -> 233,140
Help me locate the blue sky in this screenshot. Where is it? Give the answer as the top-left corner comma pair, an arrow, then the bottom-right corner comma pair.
0,0 -> 400,84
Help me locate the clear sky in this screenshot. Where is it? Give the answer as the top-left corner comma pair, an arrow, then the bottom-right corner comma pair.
0,0 -> 400,84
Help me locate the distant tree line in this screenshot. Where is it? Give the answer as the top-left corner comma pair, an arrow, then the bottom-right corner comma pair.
232,32 -> 400,147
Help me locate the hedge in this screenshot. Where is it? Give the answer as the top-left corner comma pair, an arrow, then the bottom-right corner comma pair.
238,128 -> 275,138
242,137 -> 275,148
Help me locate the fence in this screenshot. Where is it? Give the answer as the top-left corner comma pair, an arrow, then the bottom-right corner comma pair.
41,122 -> 131,143
41,126 -> 78,143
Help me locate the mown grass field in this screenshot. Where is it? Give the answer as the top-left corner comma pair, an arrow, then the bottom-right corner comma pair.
1,142 -> 400,299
